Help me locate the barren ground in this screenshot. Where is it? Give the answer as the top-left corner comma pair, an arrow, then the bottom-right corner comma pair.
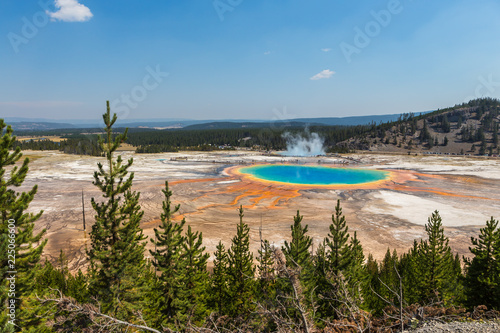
18,150 -> 500,271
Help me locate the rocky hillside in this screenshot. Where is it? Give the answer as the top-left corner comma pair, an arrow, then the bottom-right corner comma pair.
341,98 -> 500,156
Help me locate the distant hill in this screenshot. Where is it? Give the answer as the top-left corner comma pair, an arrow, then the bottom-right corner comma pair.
339,98 -> 500,156
284,113 -> 431,126
2,112 -> 430,131
9,122 -> 76,131
181,121 -> 319,130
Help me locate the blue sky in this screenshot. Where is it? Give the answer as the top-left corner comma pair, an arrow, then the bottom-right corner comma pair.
1,0 -> 500,121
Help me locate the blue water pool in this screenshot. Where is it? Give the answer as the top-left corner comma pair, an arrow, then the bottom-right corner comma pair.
239,165 -> 388,185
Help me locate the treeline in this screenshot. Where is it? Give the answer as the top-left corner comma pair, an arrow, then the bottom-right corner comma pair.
2,106 -> 500,332
13,137 -> 103,156
127,125 -> 374,153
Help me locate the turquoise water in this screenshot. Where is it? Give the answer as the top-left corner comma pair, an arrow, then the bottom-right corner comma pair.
239,165 -> 388,185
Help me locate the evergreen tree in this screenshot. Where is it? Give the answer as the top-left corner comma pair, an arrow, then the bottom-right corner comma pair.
479,138 -> 487,155
316,200 -> 361,320
325,200 -> 351,274
282,210 -> 312,269
210,241 -> 229,314
226,206 -> 256,317
0,119 -> 47,328
87,102 -> 147,318
363,254 -> 384,314
464,217 -> 500,309
493,123 -> 499,148
377,248 -> 400,304
419,120 -> 431,142
32,251 -> 90,304
400,240 -> 420,305
257,239 -> 277,306
416,211 -> 459,304
441,114 -> 451,133
346,231 -> 367,302
149,181 -> 185,328
175,225 -> 210,327
379,249 -> 397,290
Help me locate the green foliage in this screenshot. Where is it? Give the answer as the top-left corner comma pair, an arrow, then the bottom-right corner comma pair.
363,253 -> 382,312
87,102 -> 147,318
366,249 -> 402,314
464,217 -> 500,309
441,114 -> 451,133
326,200 -> 351,274
414,211 -> 462,304
13,137 -> 102,156
0,119 -> 47,328
175,225 -> 210,327
209,241 -> 229,314
314,200 -> 367,320
148,181 -> 185,328
257,239 -> 277,306
282,210 -> 312,273
32,251 -> 89,303
226,206 -> 256,317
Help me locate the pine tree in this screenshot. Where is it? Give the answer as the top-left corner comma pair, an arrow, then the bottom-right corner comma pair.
87,101 -> 147,318
368,248 -> 403,313
0,119 -> 47,327
379,249 -> 399,298
257,239 -> 277,306
464,217 -> 500,309
210,241 -> 229,314
315,200 -> 360,319
400,240 -> 420,305
226,206 -> 255,317
283,210 -> 312,268
363,254 -> 383,314
416,211 -> 459,304
345,231 -> 367,303
326,200 -> 351,274
282,210 -> 314,296
175,225 -> 210,327
493,123 -> 499,148
149,181 -> 185,327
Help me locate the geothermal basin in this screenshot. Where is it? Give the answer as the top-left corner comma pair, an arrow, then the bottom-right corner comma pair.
20,150 -> 500,271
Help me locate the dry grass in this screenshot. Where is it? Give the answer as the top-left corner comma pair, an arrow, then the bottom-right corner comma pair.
116,143 -> 136,151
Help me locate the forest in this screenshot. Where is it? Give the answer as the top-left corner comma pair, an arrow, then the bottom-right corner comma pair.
1,103 -> 500,332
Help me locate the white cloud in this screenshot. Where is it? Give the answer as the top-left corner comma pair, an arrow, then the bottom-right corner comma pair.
264,51 -> 271,55
321,48 -> 332,52
46,0 -> 93,22
310,69 -> 335,80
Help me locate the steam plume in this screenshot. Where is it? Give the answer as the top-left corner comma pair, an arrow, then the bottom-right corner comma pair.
282,130 -> 326,156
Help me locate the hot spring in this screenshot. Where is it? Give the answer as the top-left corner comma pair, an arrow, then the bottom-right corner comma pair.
238,165 -> 389,186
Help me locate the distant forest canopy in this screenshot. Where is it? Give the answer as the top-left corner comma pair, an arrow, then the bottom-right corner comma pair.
6,97 -> 500,156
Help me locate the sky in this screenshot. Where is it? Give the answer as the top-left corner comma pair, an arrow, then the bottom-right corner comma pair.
1,0 -> 500,122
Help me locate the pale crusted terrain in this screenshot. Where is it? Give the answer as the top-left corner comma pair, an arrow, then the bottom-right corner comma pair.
19,150 -> 500,271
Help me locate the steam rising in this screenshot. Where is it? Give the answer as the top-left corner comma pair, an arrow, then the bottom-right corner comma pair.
282,130 -> 326,156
